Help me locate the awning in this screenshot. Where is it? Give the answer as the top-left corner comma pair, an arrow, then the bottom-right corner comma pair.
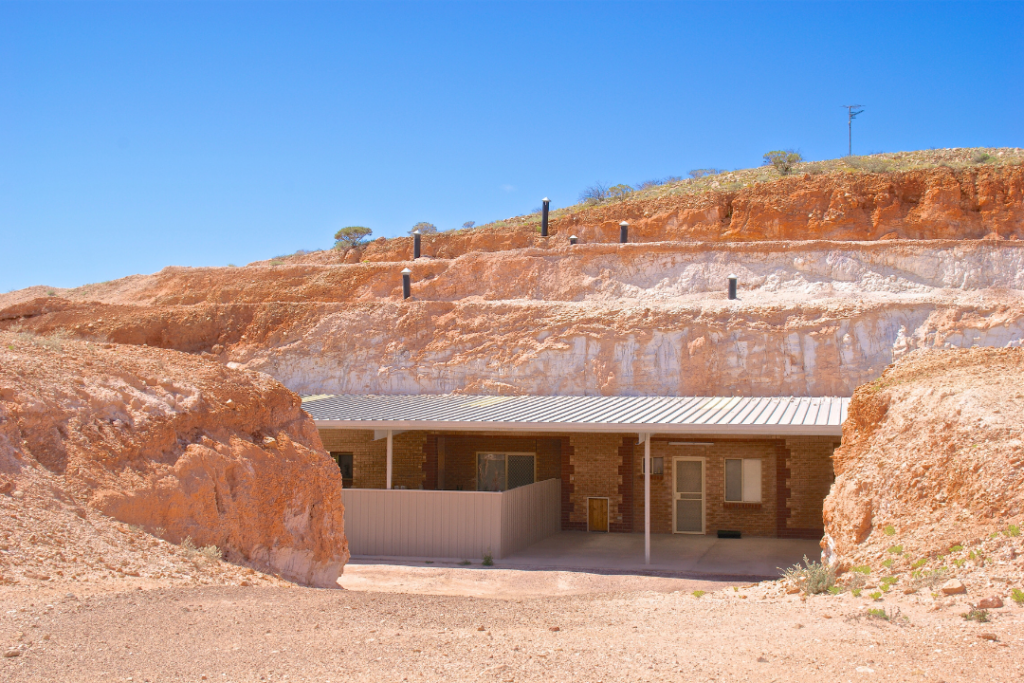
302,394 -> 850,436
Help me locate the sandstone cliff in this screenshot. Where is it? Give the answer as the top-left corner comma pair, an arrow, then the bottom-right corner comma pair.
1,159 -> 1022,402
822,348 -> 1024,582
2,239 -> 1023,399
0,331 -> 348,587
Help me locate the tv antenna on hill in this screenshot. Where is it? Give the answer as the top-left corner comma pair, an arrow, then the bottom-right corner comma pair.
844,104 -> 864,157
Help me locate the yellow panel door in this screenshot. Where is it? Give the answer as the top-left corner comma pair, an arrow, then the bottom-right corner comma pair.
588,498 -> 609,532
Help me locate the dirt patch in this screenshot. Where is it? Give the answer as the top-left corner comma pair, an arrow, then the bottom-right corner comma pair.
1,568 -> 1022,682
340,563 -> 731,598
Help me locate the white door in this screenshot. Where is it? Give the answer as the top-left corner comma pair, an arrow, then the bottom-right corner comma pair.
673,457 -> 705,534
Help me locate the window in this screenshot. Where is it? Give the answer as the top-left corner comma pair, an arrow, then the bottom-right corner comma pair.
476,452 -> 535,492
330,452 -> 354,482
725,458 -> 762,503
641,456 -> 664,475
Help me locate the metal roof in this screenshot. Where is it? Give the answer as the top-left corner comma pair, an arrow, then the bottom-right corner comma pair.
302,394 -> 850,436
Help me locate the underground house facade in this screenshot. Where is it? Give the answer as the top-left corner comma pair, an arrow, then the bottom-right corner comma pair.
303,395 -> 847,558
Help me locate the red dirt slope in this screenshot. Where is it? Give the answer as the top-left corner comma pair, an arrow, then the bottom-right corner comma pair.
823,348 -> 1024,587
0,331 -> 348,588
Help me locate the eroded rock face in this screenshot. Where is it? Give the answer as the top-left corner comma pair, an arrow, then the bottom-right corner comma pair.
822,347 -> 1024,569
3,240 -> 1024,399
0,332 -> 348,587
319,164 -> 1024,263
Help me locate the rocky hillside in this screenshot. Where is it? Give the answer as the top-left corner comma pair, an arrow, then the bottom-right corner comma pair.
1,154 -> 1022,400
0,331 -> 348,588
823,347 -> 1024,587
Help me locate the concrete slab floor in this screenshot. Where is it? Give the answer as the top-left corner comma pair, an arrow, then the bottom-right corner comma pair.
349,532 -> 822,581
498,531 -> 822,580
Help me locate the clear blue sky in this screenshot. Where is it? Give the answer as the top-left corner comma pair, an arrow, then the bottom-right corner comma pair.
2,1 -> 1022,292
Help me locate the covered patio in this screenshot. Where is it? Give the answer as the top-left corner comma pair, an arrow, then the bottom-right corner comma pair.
304,394 -> 847,573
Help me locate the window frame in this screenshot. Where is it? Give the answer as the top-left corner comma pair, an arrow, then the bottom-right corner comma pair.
641,455 -> 665,475
724,457 -> 763,503
329,451 -> 355,484
474,451 -> 537,492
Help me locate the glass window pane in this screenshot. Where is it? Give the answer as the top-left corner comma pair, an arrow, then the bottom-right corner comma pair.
742,459 -> 762,502
477,453 -> 506,492
725,459 -> 742,502
507,455 -> 535,490
331,452 -> 354,479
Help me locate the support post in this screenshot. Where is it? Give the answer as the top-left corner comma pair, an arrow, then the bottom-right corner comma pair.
413,230 -> 421,259
401,268 -> 411,299
728,274 -> 738,300
541,198 -> 550,237
620,221 -> 629,244
644,432 -> 651,565
386,429 -> 393,490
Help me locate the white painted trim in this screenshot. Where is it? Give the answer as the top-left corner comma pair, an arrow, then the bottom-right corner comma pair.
672,456 -> 706,535
374,429 -> 407,441
586,497 -> 611,533
315,419 -> 841,436
644,433 -> 651,565
386,430 -> 393,490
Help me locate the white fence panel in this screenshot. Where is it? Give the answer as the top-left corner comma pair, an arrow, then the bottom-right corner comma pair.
343,479 -> 560,559
500,478 -> 562,557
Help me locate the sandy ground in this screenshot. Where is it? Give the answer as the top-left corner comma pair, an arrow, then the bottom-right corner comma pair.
2,564 -> 1022,683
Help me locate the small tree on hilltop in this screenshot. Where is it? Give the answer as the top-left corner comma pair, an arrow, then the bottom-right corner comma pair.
462,221 -> 476,230
763,150 -> 803,175
334,226 -> 372,250
607,184 -> 634,201
410,222 -> 438,235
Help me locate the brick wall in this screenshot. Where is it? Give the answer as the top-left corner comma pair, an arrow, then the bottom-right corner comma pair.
632,440 -> 780,536
317,429 -> 425,489
430,434 -> 561,491
319,428 -> 562,492
781,437 -> 839,538
567,433 -> 632,530
561,437 -> 581,531
628,436 -> 836,538
318,429 -> 385,488
612,437 -> 635,533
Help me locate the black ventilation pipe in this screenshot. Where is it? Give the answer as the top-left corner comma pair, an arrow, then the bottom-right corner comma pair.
402,268 -> 412,299
728,274 -> 738,300
569,235 -> 578,245
413,230 -> 421,259
541,198 -> 550,237
619,221 -> 629,243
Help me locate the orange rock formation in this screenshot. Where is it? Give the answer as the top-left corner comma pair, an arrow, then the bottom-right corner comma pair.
0,332 -> 348,587
823,347 -> 1024,575
307,164 -> 1024,264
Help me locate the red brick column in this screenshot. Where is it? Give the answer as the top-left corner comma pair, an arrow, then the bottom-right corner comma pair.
422,434 -> 438,490
611,437 -> 635,533
560,437 -> 584,530
775,440 -> 824,539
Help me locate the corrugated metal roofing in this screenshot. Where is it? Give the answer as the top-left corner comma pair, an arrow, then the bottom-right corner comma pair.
302,394 -> 850,436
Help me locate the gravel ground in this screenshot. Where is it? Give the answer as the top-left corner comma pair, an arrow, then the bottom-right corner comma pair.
2,565 -> 1023,683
